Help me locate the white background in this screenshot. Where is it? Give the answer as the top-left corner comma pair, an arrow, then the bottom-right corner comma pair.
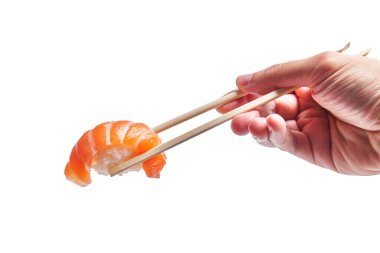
1,1 -> 380,252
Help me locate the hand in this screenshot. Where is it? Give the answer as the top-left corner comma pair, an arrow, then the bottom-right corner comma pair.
218,51 -> 380,175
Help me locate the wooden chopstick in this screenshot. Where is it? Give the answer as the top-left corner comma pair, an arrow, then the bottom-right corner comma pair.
153,89 -> 245,133
337,42 -> 351,53
108,42 -> 369,176
358,48 -> 372,57
108,87 -> 296,176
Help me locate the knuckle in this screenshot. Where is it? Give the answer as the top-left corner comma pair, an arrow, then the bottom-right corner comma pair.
314,51 -> 342,73
309,51 -> 346,88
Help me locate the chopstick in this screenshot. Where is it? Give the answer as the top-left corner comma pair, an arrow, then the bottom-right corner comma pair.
108,87 -> 295,176
153,89 -> 246,133
108,42 -> 369,177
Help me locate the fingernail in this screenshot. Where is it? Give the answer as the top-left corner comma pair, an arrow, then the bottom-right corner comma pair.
236,74 -> 253,90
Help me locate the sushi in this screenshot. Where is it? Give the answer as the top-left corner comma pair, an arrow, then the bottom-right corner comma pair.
65,120 -> 166,187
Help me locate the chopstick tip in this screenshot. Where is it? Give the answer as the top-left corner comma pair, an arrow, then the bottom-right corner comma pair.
337,42 -> 351,53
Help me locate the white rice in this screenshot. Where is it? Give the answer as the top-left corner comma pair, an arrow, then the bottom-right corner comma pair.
91,147 -> 141,176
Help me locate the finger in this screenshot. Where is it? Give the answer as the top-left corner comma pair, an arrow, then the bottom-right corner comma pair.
266,114 -> 314,163
248,117 -> 269,139
230,99 -> 298,136
248,117 -> 274,147
248,116 -> 299,139
230,110 -> 260,136
285,120 -> 299,131
262,94 -> 298,120
294,87 -> 323,112
236,51 -> 349,94
266,114 -> 287,148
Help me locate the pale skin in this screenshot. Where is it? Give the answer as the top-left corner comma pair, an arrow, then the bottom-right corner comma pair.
218,51 -> 380,175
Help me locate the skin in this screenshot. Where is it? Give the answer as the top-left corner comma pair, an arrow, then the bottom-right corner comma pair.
218,51 -> 380,175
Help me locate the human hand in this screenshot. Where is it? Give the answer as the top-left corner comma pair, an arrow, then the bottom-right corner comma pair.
218,52 -> 380,175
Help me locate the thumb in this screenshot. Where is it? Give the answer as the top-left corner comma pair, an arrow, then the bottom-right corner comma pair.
237,51 -> 348,94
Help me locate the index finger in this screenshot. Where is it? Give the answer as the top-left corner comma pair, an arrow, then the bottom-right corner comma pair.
237,51 -> 350,94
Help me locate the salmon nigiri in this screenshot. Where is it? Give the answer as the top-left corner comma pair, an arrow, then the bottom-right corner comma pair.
65,120 -> 166,187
